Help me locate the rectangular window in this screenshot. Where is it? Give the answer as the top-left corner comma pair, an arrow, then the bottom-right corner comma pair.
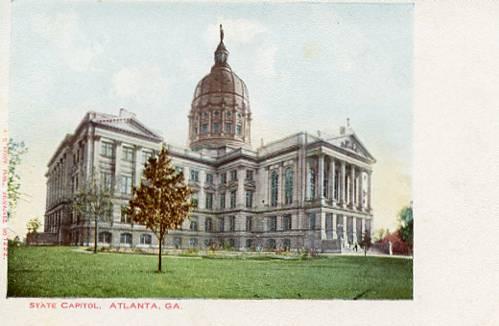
246,170 -> 254,181
236,124 -> 242,135
190,169 -> 199,182
218,217 -> 225,232
212,123 -> 220,133
230,170 -> 237,181
101,142 -> 114,158
220,172 -> 227,184
121,206 -> 131,224
191,192 -> 198,208
246,216 -> 253,232
101,171 -> 113,191
268,216 -> 277,232
206,173 -> 213,184
175,165 -> 183,175
220,193 -> 225,209
189,238 -> 198,247
142,150 -> 153,164
282,214 -> 292,231
229,216 -> 236,232
120,175 -> 133,195
308,213 -> 316,230
201,124 -> 208,134
230,190 -> 236,208
245,191 -> 253,208
205,193 -> 213,209
123,146 -> 134,162
190,217 -> 198,231
225,123 -> 232,133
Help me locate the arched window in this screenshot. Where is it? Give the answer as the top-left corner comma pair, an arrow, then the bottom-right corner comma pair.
266,239 -> 276,250
283,239 -> 291,251
271,170 -> 279,207
98,231 -> 112,244
140,234 -> 152,245
284,168 -> 294,204
120,233 -> 132,245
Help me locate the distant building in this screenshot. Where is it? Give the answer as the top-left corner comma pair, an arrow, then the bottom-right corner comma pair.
41,26 -> 375,252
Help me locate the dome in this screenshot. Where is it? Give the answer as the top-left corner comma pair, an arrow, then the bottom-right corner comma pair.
188,25 -> 252,151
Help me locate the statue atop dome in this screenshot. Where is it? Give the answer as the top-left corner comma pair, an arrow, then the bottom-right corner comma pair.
220,24 -> 224,42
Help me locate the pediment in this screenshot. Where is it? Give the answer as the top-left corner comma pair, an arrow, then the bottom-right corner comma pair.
94,117 -> 162,140
329,134 -> 375,162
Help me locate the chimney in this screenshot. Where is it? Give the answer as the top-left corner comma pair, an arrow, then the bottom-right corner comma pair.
340,126 -> 346,135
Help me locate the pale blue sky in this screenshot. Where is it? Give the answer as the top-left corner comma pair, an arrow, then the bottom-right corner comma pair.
8,1 -> 413,236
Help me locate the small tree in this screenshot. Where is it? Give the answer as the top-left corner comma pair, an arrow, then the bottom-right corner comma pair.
26,217 -> 41,234
398,203 -> 413,254
73,171 -> 113,254
8,139 -> 28,220
127,147 -> 192,272
359,231 -> 372,256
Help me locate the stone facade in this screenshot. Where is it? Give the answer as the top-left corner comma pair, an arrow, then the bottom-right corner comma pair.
42,26 -> 375,252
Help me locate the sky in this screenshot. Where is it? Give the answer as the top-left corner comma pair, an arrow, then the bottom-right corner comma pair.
7,1 -> 413,238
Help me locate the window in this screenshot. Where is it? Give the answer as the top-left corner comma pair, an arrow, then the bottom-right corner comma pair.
226,239 -> 235,248
212,123 -> 220,133
283,239 -> 291,251
201,123 -> 208,134
190,169 -> 199,182
205,193 -> 213,209
218,217 -> 225,232
308,213 -> 316,230
268,216 -> 277,232
175,166 -> 183,175
101,171 -> 113,191
191,192 -> 198,208
173,237 -> 181,249
142,150 -> 153,164
205,218 -> 213,232
214,111 -> 220,117
246,216 -> 253,232
219,192 -> 226,209
120,175 -> 133,195
189,238 -> 198,247
230,170 -> 237,181
246,239 -> 254,249
123,146 -> 134,162
101,142 -> 114,158
206,173 -> 213,184
245,191 -> 253,208
98,232 -> 112,244
282,214 -> 292,231
140,234 -> 152,245
246,170 -> 254,181
236,124 -> 242,135
220,172 -> 227,184
121,206 -> 131,223
271,170 -> 279,207
285,168 -> 294,204
230,190 -> 236,208
202,112 -> 208,119
229,216 -> 236,232
225,123 -> 232,133
266,239 -> 276,250
226,111 -> 232,118
120,233 -> 132,245
190,217 -> 198,231
307,166 -> 316,199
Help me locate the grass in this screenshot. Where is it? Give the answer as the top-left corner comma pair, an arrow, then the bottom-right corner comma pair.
7,246 -> 412,299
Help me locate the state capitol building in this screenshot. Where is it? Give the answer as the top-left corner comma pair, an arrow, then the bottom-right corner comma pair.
41,27 -> 375,252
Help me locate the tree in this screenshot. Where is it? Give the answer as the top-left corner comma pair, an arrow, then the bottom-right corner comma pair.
72,170 -> 113,254
398,203 -> 414,254
8,139 -> 28,220
127,147 -> 192,272
26,217 -> 41,234
359,231 -> 372,256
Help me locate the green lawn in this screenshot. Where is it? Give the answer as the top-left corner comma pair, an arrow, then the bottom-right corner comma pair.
7,246 -> 412,299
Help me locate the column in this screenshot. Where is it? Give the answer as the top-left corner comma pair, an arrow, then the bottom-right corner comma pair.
330,158 -> 336,202
199,170 -> 206,209
361,218 -> 366,241
340,161 -> 346,207
367,170 -> 372,211
320,210 -> 326,240
114,141 -> 122,195
134,145 -> 142,187
352,216 -> 357,243
318,154 -> 324,202
86,133 -> 94,178
358,169 -> 364,211
343,215 -> 348,247
306,159 -> 311,200
349,165 -> 355,208
93,136 -> 101,173
278,164 -> 283,205
332,213 -> 337,240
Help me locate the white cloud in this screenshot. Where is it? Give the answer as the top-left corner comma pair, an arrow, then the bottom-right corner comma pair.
111,65 -> 169,107
31,12 -> 103,72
